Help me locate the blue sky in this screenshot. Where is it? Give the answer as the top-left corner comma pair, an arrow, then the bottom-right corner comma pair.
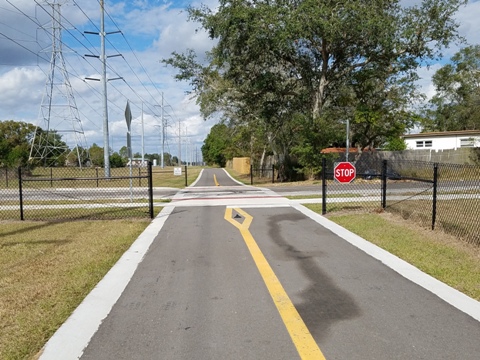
0,0 -> 479,161
0,0 -> 218,162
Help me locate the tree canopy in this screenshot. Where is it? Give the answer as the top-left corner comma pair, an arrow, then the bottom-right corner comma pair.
422,45 -> 480,131
201,123 -> 233,167
166,0 -> 466,177
0,120 -> 38,168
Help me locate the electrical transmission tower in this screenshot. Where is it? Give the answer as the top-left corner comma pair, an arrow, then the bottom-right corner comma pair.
30,0 -> 89,167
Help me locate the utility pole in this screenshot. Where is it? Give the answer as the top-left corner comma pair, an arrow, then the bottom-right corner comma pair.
141,102 -> 145,166
84,0 -> 122,177
161,92 -> 165,168
154,93 -> 166,168
184,126 -> 188,166
99,0 -> 110,176
178,120 -> 182,165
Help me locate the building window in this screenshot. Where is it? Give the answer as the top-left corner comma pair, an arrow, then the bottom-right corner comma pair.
416,140 -> 432,148
460,138 -> 475,147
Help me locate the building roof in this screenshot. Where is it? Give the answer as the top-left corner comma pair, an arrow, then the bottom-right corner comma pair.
403,130 -> 480,139
320,147 -> 374,154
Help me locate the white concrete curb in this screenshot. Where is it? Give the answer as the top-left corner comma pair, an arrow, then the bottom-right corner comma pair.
39,206 -> 175,360
292,203 -> 480,323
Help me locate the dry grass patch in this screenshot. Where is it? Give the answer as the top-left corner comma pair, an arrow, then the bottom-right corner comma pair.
0,219 -> 150,359
1,166 -> 204,190
151,166 -> 203,188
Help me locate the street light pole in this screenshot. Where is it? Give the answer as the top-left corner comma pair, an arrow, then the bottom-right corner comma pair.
346,118 -> 350,162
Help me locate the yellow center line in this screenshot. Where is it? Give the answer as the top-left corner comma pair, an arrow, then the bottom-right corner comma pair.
224,207 -> 326,360
214,174 -> 220,186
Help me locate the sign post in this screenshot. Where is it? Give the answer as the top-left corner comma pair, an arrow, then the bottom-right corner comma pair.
334,162 -> 356,183
174,167 -> 182,176
125,101 -> 133,201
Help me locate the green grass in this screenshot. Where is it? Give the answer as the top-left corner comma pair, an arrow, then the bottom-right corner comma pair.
0,219 -> 152,360
385,198 -> 480,246
305,208 -> 480,301
1,165 -> 478,358
1,207 -> 161,222
151,166 -> 203,188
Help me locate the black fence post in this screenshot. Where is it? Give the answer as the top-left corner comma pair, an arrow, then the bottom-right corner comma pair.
272,164 -> 275,184
381,159 -> 387,209
96,167 -> 99,187
50,168 -> 53,187
139,167 -> 141,187
185,165 -> 188,187
18,167 -> 24,221
432,163 -> 438,230
250,164 -> 253,185
148,161 -> 154,219
5,168 -> 8,188
322,157 -> 327,215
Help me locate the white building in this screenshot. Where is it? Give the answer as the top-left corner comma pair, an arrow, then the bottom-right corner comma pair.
403,130 -> 480,150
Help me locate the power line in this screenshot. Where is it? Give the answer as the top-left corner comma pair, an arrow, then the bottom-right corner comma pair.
2,0 -> 195,156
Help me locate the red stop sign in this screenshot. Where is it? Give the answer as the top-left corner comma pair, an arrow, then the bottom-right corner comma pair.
334,162 -> 356,183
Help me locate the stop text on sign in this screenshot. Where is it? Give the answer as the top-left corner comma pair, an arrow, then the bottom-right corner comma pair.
334,162 -> 356,183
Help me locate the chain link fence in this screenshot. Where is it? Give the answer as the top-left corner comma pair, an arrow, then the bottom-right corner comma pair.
434,163 -> 480,245
250,165 -> 276,184
1,164 -> 154,221
321,153 -> 480,246
383,160 -> 437,230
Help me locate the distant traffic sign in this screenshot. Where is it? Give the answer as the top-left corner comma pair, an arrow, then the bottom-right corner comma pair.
334,162 -> 356,183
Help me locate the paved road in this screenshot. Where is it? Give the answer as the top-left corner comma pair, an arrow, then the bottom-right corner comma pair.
40,168 -> 480,359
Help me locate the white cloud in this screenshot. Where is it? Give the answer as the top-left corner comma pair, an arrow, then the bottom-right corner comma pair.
1,0 -> 479,158
0,67 -> 44,110
456,1 -> 480,46
415,63 -> 443,101
0,0 -> 218,157
413,1 -> 480,106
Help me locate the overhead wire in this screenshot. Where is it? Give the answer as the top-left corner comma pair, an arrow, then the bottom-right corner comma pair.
2,0 -> 193,154
0,1 -> 113,137
82,1 -> 186,125
99,2 -> 171,114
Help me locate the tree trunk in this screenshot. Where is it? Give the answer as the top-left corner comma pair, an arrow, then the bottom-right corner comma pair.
259,145 -> 266,177
313,40 -> 330,118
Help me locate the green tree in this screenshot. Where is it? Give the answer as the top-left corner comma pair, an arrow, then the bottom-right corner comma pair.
0,120 -> 37,168
202,123 -> 232,167
109,152 -> 126,168
423,45 -> 480,131
119,146 -> 129,160
66,146 -> 89,167
161,152 -> 173,166
29,126 -> 70,167
89,143 -> 104,167
383,136 -> 408,151
166,0 -> 466,176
